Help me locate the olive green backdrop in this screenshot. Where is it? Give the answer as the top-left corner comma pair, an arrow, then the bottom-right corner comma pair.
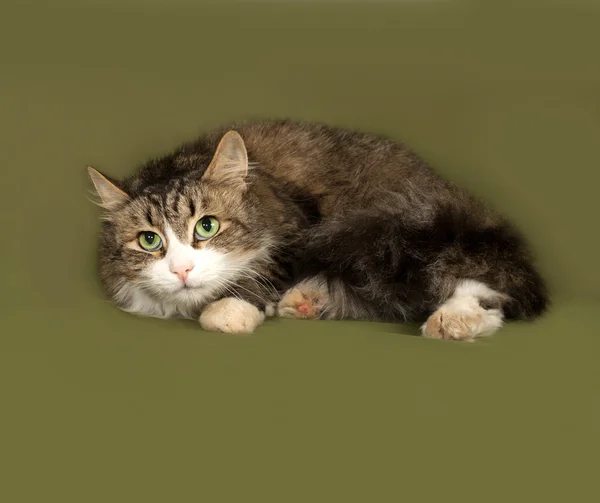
1,1 -> 599,502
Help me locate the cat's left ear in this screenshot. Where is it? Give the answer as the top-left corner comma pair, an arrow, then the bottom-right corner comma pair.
203,131 -> 248,190
87,166 -> 130,209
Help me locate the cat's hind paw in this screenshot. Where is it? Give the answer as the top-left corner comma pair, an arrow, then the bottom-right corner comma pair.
277,277 -> 329,320
421,304 -> 503,341
421,280 -> 506,341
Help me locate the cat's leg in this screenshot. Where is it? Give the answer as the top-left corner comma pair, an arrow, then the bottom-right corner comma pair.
277,275 -> 329,319
199,297 -> 265,334
421,280 -> 508,341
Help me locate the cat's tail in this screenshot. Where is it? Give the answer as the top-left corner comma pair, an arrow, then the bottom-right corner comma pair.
488,238 -> 550,320
415,209 -> 550,321
423,211 -> 551,321
299,209 -> 550,322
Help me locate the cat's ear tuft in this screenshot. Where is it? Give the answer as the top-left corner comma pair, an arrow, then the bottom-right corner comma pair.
87,166 -> 129,209
203,131 -> 248,190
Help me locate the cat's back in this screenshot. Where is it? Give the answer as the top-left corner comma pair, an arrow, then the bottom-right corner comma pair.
238,119 -> 412,173
237,120 -> 498,225
235,119 -> 441,195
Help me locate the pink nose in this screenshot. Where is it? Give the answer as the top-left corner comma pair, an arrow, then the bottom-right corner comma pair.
170,263 -> 194,282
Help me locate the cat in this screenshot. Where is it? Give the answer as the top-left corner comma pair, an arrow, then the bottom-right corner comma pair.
87,119 -> 548,341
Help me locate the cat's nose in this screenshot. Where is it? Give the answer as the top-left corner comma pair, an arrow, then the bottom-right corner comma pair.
170,263 -> 194,282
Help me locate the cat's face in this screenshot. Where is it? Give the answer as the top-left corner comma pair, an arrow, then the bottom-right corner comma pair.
89,131 -> 273,318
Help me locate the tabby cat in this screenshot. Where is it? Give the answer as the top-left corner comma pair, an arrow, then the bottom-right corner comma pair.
88,120 -> 548,341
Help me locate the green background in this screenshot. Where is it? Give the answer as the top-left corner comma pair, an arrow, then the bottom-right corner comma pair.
1,1 -> 599,501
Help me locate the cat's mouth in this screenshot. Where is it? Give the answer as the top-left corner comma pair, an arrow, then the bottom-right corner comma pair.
168,284 -> 210,301
177,282 -> 205,292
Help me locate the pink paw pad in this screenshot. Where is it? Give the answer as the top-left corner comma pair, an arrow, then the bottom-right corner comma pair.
297,303 -> 311,314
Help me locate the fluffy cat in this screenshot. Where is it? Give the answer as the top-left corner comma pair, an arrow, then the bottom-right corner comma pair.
88,120 -> 548,341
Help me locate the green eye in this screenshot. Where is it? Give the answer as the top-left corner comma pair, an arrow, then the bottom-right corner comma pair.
194,216 -> 220,240
138,231 -> 162,251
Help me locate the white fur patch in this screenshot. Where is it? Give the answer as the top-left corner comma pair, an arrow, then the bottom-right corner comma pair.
421,279 -> 505,341
115,283 -> 178,319
199,297 -> 265,334
264,304 -> 276,317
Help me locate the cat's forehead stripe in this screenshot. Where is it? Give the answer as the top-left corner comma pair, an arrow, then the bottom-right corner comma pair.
171,192 -> 181,214
145,209 -> 154,226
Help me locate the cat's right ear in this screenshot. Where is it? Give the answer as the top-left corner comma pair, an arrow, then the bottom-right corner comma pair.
87,166 -> 129,209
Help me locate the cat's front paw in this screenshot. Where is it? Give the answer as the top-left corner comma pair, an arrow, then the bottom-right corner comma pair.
199,298 -> 265,334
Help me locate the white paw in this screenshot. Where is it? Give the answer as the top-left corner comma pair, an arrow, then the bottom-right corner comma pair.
421,298 -> 504,342
199,298 -> 265,334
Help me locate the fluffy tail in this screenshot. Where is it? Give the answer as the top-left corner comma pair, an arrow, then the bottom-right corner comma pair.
298,209 -> 550,322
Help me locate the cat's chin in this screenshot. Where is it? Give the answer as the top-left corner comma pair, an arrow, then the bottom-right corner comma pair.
114,281 -> 219,320
170,284 -> 212,302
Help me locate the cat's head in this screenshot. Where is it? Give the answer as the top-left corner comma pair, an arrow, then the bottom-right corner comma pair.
88,131 -> 275,319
